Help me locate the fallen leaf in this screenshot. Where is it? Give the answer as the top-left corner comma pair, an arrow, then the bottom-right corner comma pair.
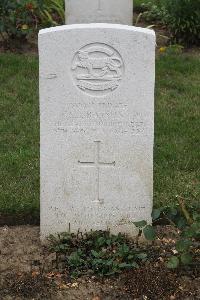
58,284 -> 68,289
46,272 -> 55,278
31,271 -> 40,277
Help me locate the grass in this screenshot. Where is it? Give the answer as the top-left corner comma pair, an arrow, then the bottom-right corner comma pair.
154,52 -> 200,207
0,51 -> 199,216
0,54 -> 39,215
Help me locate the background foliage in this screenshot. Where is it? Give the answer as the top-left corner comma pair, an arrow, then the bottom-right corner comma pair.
163,0 -> 200,46
0,0 -> 64,42
134,0 -> 200,46
1,0 -> 199,46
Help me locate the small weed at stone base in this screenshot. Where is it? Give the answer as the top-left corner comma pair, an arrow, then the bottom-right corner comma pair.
48,230 -> 148,278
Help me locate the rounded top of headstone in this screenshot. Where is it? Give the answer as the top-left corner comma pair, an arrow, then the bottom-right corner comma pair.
65,0 -> 133,26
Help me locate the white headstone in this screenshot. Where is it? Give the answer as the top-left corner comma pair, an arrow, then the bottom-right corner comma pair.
65,0 -> 133,25
39,24 -> 155,239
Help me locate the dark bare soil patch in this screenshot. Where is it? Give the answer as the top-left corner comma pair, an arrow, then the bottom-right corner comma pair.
0,37 -> 38,55
0,226 -> 199,300
0,214 -> 39,226
2,273 -> 53,299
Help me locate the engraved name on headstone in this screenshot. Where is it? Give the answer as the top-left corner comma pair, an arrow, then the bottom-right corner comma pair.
39,24 -> 155,239
65,0 -> 133,25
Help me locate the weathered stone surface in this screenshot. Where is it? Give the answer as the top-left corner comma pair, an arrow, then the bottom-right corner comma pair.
65,0 -> 133,25
39,24 -> 155,239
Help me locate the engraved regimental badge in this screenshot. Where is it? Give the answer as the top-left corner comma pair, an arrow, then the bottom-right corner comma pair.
72,43 -> 124,96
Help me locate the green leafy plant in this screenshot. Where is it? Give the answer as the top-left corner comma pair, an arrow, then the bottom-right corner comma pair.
152,197 -> 200,269
0,0 -> 64,43
48,230 -> 148,277
162,0 -> 200,46
37,0 -> 64,27
135,0 -> 200,46
140,2 -> 166,23
133,220 -> 156,242
0,0 -> 40,42
134,0 -> 166,13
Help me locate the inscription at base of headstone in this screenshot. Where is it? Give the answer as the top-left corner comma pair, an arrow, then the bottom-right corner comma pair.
39,24 -> 155,239
65,0 -> 133,25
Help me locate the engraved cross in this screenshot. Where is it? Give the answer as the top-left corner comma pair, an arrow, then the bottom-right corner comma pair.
78,141 -> 115,204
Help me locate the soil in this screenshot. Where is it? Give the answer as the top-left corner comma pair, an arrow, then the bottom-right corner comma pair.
0,36 -> 38,55
0,214 -> 39,227
0,225 -> 199,300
